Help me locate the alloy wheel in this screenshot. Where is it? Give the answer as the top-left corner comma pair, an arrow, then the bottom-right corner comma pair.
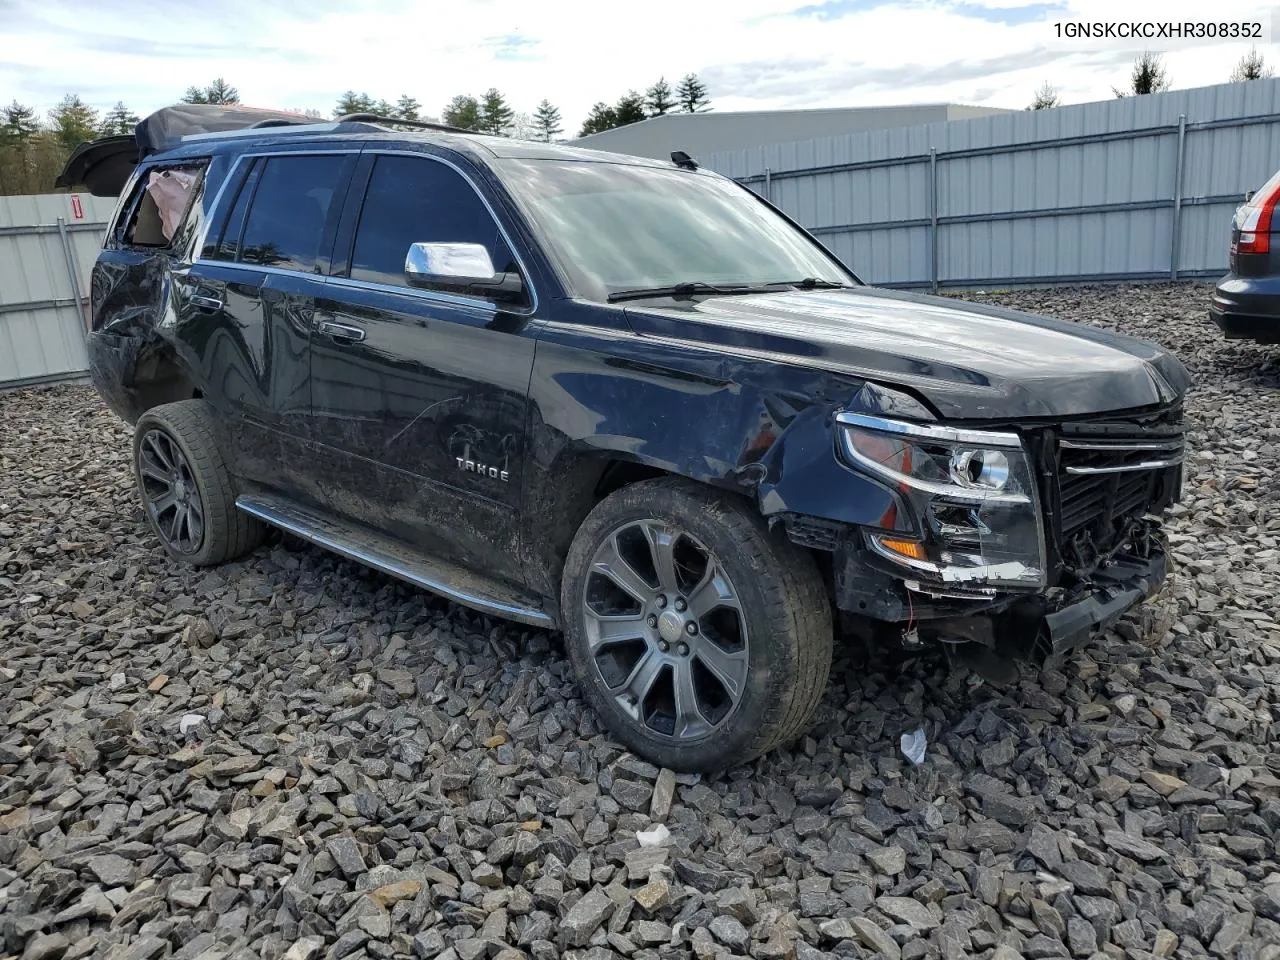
137,428 -> 205,555
582,519 -> 749,741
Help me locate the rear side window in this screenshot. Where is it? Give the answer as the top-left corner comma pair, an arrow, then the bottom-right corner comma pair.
237,155 -> 347,273
348,155 -> 515,289
118,162 -> 207,250
204,158 -> 262,262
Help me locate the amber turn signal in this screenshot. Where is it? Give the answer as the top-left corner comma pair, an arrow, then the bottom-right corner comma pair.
877,538 -> 928,562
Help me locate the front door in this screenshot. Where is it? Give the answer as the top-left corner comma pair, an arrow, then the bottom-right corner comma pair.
309,151 -> 538,585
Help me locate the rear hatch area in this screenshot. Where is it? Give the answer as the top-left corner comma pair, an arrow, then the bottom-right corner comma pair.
57,103 -> 313,197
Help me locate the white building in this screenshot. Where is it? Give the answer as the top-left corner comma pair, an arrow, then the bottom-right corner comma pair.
569,103 -> 1013,161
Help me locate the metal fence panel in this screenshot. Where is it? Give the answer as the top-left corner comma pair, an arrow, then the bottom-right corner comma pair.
0,193 -> 115,388
708,78 -> 1280,289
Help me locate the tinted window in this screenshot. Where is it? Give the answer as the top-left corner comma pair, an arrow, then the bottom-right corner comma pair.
238,155 -> 346,273
206,158 -> 261,262
349,155 -> 514,289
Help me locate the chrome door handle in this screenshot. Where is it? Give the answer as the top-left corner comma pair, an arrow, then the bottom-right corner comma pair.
189,293 -> 224,311
317,320 -> 366,342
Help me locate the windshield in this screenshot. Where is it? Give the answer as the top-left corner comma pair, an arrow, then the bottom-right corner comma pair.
494,159 -> 854,303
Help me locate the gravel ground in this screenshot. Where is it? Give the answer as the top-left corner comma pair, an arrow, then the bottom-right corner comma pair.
2,281 -> 1279,960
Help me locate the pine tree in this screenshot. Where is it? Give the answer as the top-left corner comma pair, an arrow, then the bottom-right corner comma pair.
614,91 -> 647,126
578,102 -> 618,137
396,95 -> 422,121
99,102 -> 140,136
479,88 -> 514,135
646,77 -> 676,116
1231,46 -> 1273,82
1113,51 -> 1170,97
48,94 -> 99,149
1027,82 -> 1060,110
205,78 -> 239,104
442,95 -> 482,130
184,79 -> 239,105
334,91 -> 376,117
533,99 -> 563,141
676,73 -> 711,113
372,99 -> 396,117
0,101 -> 39,142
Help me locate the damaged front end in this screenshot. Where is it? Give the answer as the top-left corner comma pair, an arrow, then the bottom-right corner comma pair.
816,392 -> 1185,677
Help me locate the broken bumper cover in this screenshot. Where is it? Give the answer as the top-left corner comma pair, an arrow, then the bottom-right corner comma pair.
1038,549 -> 1167,660
834,535 -> 1169,664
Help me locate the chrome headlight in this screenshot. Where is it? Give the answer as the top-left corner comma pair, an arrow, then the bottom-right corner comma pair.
836,412 -> 1046,589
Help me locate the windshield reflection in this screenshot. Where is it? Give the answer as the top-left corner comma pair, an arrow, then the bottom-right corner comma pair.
494,159 -> 853,303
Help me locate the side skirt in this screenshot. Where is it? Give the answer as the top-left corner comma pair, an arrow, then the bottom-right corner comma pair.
236,494 -> 556,629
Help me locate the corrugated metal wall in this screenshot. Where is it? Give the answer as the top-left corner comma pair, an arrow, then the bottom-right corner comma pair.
709,79 -> 1280,289
0,193 -> 117,388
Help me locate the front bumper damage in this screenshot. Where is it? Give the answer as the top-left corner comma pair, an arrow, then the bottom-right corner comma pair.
1039,549 -> 1166,660
830,529 -> 1169,670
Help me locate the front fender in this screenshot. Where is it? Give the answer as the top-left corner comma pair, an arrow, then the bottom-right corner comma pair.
522,320 -> 912,597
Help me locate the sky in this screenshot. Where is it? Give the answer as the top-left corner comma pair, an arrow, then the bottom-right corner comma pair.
1,0 -> 1278,135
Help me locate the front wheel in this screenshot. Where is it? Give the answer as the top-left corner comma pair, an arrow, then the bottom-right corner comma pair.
561,478 -> 832,772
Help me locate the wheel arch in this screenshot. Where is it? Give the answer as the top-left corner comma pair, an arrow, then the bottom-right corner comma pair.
519,444 -> 768,615
89,322 -> 203,425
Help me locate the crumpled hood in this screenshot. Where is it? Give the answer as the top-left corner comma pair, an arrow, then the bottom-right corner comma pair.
624,285 -> 1191,420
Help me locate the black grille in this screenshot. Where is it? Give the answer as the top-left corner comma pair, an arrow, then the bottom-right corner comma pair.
1059,469 -> 1160,538
1052,404 -> 1185,555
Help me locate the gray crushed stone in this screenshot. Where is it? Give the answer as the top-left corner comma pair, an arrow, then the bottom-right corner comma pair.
1,281 -> 1278,960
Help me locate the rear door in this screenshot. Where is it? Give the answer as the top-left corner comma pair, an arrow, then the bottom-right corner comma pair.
181,149 -> 356,503
309,150 -> 539,583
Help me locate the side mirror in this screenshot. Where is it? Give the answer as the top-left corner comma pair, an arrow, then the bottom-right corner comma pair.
404,242 -> 525,304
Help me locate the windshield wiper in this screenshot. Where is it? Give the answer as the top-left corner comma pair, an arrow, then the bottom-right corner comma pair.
606,282 -> 764,303
605,278 -> 850,303
769,277 -> 849,290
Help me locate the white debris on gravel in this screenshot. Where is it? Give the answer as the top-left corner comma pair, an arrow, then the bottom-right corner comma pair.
1,281 -> 1277,960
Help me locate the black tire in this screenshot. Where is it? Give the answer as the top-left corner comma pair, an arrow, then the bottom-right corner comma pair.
561,477 -> 832,772
132,400 -> 265,566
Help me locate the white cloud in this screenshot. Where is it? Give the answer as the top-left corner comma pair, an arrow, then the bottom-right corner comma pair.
1,0 -> 1275,134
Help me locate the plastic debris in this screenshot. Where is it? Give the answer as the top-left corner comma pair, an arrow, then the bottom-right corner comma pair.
179,714 -> 206,736
636,823 -> 671,847
900,728 -> 927,765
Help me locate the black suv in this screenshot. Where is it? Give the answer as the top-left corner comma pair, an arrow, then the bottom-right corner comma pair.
63,104 -> 1191,772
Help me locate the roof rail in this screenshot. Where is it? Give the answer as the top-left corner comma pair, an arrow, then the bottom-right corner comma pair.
335,113 -> 495,137
247,117 -> 314,129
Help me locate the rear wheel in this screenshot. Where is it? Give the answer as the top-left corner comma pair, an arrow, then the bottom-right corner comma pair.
132,401 -> 264,566
561,478 -> 832,772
